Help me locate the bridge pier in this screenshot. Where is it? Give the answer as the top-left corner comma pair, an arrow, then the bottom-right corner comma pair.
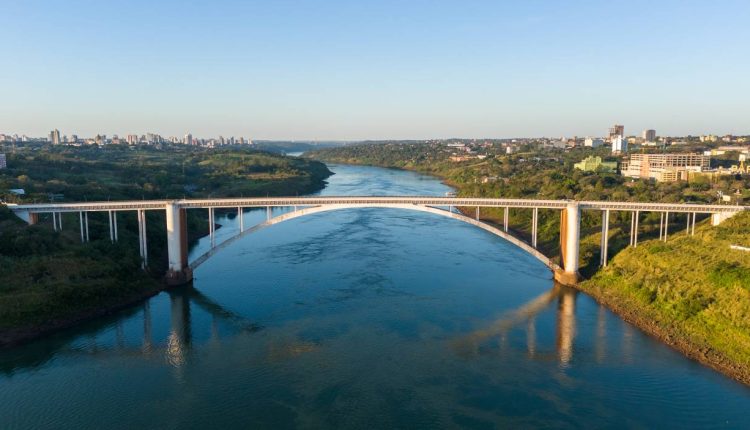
532,207 -> 538,248
555,202 -> 580,286
503,207 -> 509,232
166,203 -> 192,285
137,210 -> 148,269
600,209 -> 609,267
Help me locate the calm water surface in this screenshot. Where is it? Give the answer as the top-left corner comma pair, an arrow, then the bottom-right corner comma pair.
1,164 -> 749,429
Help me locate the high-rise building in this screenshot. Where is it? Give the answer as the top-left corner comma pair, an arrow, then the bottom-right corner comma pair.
127,134 -> 139,145
612,135 -> 628,154
608,124 -> 624,142
184,133 -> 193,145
48,129 -> 61,144
643,129 -> 656,142
0,153 -> 6,169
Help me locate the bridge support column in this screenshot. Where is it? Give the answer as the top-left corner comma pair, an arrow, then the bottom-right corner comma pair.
79,212 -> 85,243
476,206 -> 479,221
165,203 -> 192,285
532,207 -> 538,248
555,203 -> 580,286
629,211 -> 635,246
663,211 -> 669,241
659,212 -> 664,240
113,211 -> 118,242
84,212 -> 89,242
108,210 -> 114,242
504,207 -> 509,232
208,207 -> 215,247
238,207 -> 244,232
600,209 -> 609,267
138,210 -> 148,269
633,210 -> 639,247
691,213 -> 696,235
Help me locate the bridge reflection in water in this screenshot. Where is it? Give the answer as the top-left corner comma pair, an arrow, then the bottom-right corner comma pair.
1,283 -> 627,377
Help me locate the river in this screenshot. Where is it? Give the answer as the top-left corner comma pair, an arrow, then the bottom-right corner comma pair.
1,164 -> 749,429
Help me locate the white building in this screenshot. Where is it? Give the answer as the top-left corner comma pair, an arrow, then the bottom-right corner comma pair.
611,135 -> 628,154
184,133 -> 193,145
584,137 -> 605,148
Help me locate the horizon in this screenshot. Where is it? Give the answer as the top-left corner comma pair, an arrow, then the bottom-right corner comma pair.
2,0 -> 749,139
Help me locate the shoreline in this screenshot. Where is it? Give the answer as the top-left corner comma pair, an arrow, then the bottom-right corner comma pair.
573,282 -> 750,386
0,283 -> 166,349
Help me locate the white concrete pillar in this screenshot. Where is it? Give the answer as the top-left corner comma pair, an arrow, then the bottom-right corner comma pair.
633,210 -> 639,247
79,212 -> 85,243
664,211 -> 669,241
600,209 -> 609,267
504,207 -> 509,232
563,203 -> 580,275
208,207 -> 215,246
691,212 -> 696,235
238,207 -> 244,232
113,211 -> 118,242
84,212 -> 89,242
109,210 -> 114,242
165,203 -> 192,285
532,207 -> 538,248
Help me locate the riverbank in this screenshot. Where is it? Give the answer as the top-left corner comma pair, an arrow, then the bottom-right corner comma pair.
578,211 -> 750,385
0,145 -> 333,347
304,150 -> 750,385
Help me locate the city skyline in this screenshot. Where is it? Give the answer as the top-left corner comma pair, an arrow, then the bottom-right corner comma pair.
2,0 -> 749,139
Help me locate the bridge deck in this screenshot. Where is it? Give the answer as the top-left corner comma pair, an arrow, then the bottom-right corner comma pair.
5,196 -> 747,214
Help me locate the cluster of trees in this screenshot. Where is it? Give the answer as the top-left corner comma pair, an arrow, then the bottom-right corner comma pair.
0,144 -> 332,334
0,144 -> 332,203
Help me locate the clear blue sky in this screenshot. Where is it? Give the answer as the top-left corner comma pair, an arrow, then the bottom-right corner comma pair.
2,0 -> 748,139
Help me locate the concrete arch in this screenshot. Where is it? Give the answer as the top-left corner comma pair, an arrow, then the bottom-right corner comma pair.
188,204 -> 561,273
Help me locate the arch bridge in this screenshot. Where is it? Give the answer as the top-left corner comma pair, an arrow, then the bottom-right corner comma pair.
7,197 -> 747,286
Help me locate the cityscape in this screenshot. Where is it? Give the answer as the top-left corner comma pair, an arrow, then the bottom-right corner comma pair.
2,1 -> 750,429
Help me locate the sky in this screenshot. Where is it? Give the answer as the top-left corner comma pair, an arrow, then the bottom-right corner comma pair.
1,0 -> 749,140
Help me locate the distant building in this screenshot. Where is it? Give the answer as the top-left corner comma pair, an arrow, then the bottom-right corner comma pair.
0,153 -> 6,169
608,124 -> 624,142
620,153 -> 710,182
611,135 -> 628,154
574,155 -> 617,173
127,134 -> 139,145
584,137 -> 605,148
184,133 -> 193,145
48,129 -> 61,144
642,129 -> 656,142
700,134 -> 718,143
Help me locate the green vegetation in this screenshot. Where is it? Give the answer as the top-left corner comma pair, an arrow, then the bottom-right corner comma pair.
0,144 -> 332,340
580,212 -> 750,382
306,142 -> 750,382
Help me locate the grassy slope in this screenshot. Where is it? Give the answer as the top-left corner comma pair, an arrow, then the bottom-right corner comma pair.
579,212 -> 750,381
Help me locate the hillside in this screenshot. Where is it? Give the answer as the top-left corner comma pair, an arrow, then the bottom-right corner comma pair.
580,212 -> 750,383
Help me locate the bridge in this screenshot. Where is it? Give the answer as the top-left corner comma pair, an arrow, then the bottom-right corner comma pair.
7,197 -> 747,286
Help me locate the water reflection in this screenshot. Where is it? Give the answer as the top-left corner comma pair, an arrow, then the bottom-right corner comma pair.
1,284 -> 589,376
556,287 -> 576,366
452,284 -> 580,366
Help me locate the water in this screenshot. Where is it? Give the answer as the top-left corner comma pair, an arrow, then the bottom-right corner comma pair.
1,164 -> 749,429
